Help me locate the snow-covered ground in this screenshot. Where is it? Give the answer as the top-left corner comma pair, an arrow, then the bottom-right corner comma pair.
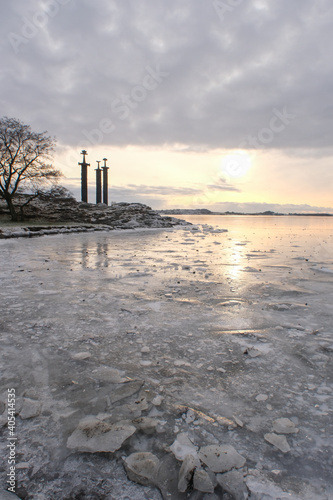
0,216 -> 332,499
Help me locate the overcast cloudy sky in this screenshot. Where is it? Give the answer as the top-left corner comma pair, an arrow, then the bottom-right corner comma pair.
1,0 -> 333,212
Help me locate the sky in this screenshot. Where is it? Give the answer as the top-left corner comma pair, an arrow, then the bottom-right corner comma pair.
1,0 -> 333,213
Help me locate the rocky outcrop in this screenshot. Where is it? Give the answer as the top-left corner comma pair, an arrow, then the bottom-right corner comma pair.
0,194 -> 188,237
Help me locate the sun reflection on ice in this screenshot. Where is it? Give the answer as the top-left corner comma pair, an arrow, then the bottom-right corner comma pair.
224,241 -> 246,281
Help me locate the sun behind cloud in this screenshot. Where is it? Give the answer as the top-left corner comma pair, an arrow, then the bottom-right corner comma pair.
221,151 -> 252,179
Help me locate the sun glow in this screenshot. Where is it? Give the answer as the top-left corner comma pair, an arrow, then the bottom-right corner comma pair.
221,151 -> 252,179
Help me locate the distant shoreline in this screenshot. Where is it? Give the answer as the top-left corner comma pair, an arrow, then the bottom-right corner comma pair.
158,210 -> 333,217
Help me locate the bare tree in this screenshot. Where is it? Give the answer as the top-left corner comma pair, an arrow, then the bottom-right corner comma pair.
0,116 -> 62,221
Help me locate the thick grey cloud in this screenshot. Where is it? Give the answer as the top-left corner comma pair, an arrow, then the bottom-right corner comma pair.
1,0 -> 333,151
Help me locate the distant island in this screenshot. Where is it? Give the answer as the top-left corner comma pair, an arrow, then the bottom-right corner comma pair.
158,209 -> 333,216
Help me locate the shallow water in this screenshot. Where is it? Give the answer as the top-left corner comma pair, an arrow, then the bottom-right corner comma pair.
0,216 -> 332,499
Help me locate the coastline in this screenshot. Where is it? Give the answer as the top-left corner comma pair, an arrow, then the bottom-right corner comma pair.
0,223 -> 187,240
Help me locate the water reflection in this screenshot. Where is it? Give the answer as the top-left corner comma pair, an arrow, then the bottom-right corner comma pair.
96,241 -> 110,268
80,241 -> 89,268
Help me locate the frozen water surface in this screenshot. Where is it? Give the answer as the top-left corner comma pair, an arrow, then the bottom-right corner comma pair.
0,215 -> 332,499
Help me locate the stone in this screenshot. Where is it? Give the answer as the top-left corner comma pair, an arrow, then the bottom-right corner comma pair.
233,416 -> 244,428
174,359 -> 191,367
110,381 -> 144,403
264,433 -> 291,453
15,462 -> 30,469
170,433 -> 199,461
67,417 -> 136,453
140,360 -> 152,366
184,409 -> 196,424
198,445 -> 246,473
152,395 -> 164,406
0,400 -> 5,414
272,418 -> 299,434
19,398 -> 41,419
178,454 -> 200,492
72,351 -> 91,360
124,452 -> 160,487
216,470 -> 248,499
193,468 -> 215,493
256,394 -> 268,402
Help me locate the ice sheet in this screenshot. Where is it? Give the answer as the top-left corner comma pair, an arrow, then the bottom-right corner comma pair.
0,216 -> 332,499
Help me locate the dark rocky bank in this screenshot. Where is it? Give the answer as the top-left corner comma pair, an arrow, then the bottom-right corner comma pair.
0,194 -> 188,238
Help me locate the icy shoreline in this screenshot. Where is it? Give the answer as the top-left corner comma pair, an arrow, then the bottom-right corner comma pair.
0,219 -> 332,499
0,223 -> 188,240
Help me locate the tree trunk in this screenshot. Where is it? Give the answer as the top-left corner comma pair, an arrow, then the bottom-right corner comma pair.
19,204 -> 26,221
4,194 -> 18,221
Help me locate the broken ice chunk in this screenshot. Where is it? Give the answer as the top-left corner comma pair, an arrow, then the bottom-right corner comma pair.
264,433 -> 291,453
124,452 -> 160,487
198,445 -> 246,473
170,432 -> 199,461
67,417 -> 136,453
272,418 -> 299,434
